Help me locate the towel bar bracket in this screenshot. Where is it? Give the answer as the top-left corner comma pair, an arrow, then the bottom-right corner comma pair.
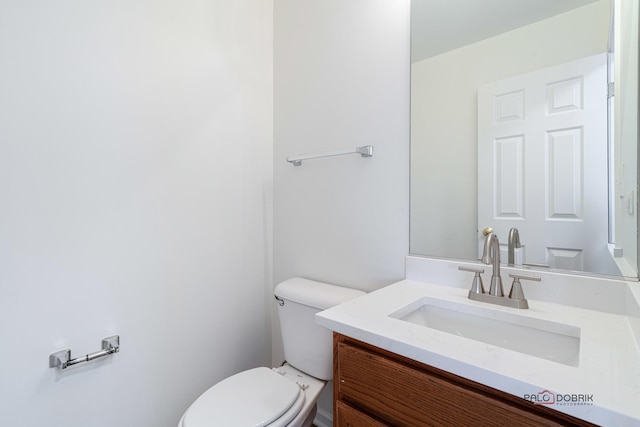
355,145 -> 373,157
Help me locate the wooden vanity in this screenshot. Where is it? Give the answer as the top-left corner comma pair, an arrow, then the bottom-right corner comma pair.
333,333 -> 596,427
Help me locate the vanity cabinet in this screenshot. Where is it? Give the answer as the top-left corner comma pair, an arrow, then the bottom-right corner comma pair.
333,334 -> 595,427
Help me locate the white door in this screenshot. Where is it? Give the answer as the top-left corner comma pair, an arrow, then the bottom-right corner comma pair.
478,53 -> 617,274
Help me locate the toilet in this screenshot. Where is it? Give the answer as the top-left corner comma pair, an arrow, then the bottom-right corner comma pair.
178,277 -> 365,427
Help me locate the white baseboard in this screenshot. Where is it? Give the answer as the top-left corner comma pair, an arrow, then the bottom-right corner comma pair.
313,407 -> 332,427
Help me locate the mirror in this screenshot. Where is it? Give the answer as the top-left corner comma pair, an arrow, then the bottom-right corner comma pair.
410,0 -> 638,279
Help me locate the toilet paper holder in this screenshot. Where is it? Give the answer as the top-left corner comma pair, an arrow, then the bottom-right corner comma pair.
49,335 -> 120,369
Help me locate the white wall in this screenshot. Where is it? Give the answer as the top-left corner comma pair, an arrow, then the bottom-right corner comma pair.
273,0 -> 410,423
273,0 -> 410,293
0,1 -> 273,426
411,0 -> 610,259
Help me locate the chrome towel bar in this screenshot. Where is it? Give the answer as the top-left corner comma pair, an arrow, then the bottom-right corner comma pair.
49,335 -> 120,369
286,145 -> 373,166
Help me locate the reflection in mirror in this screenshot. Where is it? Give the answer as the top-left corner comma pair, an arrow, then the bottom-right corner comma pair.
410,0 -> 638,278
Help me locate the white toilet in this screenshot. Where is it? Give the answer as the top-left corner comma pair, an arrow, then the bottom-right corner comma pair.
178,278 -> 365,427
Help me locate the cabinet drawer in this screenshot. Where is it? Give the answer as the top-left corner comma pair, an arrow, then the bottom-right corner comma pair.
335,400 -> 389,427
336,340 -> 568,427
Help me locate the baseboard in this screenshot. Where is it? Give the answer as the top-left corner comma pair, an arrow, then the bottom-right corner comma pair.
313,407 -> 332,427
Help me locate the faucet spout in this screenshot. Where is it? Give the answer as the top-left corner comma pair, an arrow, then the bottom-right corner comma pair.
481,233 -> 493,264
481,233 -> 504,297
508,227 -> 521,266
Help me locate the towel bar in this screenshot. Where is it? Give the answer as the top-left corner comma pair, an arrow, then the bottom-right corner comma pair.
286,145 -> 373,166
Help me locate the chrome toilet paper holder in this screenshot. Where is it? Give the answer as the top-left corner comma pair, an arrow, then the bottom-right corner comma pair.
49,335 -> 120,369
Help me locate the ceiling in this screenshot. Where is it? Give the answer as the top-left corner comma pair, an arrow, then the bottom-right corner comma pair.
411,0 -> 601,63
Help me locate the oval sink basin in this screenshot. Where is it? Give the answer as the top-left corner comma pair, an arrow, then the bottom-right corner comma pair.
389,297 -> 580,367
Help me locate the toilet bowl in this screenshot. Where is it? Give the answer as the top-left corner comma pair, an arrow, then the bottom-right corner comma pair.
178,278 -> 365,427
178,364 -> 324,427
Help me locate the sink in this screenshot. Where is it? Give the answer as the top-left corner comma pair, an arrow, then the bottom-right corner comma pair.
389,297 -> 580,367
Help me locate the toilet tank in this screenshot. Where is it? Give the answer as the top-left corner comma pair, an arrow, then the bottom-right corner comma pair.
274,278 -> 365,381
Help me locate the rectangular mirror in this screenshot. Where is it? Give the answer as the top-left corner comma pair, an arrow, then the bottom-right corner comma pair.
410,0 -> 638,279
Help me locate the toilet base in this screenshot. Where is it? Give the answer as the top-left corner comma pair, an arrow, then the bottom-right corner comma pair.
299,404 -> 317,427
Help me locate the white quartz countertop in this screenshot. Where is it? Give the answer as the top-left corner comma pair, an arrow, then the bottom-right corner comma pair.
316,279 -> 640,426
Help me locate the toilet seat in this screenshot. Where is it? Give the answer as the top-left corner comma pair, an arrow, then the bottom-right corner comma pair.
181,367 -> 305,427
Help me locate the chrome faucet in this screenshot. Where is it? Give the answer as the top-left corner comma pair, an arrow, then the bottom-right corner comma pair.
507,227 -> 521,266
481,232 -> 504,297
458,231 -> 541,309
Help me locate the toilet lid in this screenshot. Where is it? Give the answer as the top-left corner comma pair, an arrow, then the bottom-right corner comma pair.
182,367 -> 304,427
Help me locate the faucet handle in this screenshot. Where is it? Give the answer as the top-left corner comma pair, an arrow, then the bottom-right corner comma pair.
458,266 -> 485,295
508,273 -> 541,302
509,273 -> 541,282
459,266 -> 485,273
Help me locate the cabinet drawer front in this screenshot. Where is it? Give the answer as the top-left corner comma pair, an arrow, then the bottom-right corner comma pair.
335,400 -> 389,427
336,341 -> 562,427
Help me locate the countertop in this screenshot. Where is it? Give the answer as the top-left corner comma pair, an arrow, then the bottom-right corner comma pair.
317,279 -> 640,426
